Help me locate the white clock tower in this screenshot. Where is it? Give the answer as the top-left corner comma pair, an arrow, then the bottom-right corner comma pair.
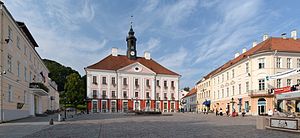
126,25 -> 137,60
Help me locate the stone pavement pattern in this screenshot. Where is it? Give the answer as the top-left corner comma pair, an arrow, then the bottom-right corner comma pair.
19,113 -> 300,138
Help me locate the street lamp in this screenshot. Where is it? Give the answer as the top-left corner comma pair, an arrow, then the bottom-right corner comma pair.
230,98 -> 235,113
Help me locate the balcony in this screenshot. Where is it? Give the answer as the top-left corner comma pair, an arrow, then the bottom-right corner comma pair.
164,97 -> 168,100
171,97 -> 175,100
248,90 -> 274,98
102,95 -> 107,99
29,82 -> 49,96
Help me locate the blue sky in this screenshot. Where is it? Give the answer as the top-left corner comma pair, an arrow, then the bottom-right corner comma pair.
5,0 -> 300,88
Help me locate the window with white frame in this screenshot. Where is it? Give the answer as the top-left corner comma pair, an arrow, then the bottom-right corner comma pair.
258,58 -> 265,69
222,89 -> 224,98
222,74 -> 224,82
218,90 -> 220,99
24,91 -> 27,103
232,69 -> 235,78
123,78 -> 127,86
7,54 -> 12,72
24,66 -> 27,81
239,84 -> 241,94
17,36 -> 20,49
102,77 -> 107,85
287,58 -> 291,69
276,57 -> 281,68
8,85 -> 13,102
17,62 -> 20,78
287,79 -> 291,86
227,87 -> 229,97
277,79 -> 281,88
297,58 -> 300,68
8,26 -> 12,41
232,86 -> 235,96
258,79 -> 265,91
227,72 -> 229,80
111,77 -> 116,85
135,92 -> 139,97
246,82 -> 249,93
92,76 -> 97,84
246,62 -> 249,73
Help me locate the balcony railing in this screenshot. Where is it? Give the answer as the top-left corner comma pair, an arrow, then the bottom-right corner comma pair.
248,89 -> 273,97
29,82 -> 49,92
93,95 -> 98,99
102,95 -> 107,99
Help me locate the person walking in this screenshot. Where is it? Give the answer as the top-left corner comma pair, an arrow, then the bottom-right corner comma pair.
225,107 -> 229,116
216,109 -> 219,116
219,108 -> 223,116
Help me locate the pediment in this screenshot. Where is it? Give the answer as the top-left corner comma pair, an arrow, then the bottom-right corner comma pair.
118,62 -> 156,75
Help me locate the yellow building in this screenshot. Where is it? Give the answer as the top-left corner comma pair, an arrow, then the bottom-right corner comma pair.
197,32 -> 300,116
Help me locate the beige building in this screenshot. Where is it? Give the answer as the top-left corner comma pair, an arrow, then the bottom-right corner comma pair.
197,31 -> 300,116
0,2 -> 59,122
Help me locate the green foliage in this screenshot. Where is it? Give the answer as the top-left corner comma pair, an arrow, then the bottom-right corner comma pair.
43,59 -> 80,92
76,104 -> 87,111
64,73 -> 85,109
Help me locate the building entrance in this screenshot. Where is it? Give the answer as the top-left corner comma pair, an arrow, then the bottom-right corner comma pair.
258,98 -> 266,115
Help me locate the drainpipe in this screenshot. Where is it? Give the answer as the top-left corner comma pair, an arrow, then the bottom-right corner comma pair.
0,2 -> 4,123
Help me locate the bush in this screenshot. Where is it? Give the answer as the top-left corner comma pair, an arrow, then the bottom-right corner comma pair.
76,104 -> 87,111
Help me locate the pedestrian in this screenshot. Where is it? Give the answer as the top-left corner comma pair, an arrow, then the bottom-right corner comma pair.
267,109 -> 273,116
226,107 -> 229,116
216,109 -> 219,116
204,108 -> 206,114
219,108 -> 223,116
242,109 -> 246,117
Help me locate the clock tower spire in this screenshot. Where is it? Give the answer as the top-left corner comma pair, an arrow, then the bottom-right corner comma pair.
126,16 -> 137,60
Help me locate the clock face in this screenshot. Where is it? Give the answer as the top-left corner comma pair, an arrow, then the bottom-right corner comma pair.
130,51 -> 135,56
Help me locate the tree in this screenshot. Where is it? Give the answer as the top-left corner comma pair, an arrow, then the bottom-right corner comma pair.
183,87 -> 190,92
64,73 -> 85,113
43,59 -> 80,92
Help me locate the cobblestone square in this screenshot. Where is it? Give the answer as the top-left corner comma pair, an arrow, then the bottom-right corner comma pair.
1,113 -> 299,138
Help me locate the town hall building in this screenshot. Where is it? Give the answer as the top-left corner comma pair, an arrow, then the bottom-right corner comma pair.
85,26 -> 180,113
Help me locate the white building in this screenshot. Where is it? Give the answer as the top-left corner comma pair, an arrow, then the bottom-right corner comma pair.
182,88 -> 197,112
85,26 -> 180,113
0,2 -> 59,122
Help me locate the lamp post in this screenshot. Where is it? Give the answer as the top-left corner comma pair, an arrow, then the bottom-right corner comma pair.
230,98 -> 235,114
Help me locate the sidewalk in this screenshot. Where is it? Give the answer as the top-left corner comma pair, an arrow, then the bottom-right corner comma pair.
0,111 -> 79,138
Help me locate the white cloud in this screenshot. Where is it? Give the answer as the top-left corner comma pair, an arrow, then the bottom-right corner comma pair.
158,47 -> 188,68
162,0 -> 198,26
140,38 -> 160,52
144,0 -> 159,12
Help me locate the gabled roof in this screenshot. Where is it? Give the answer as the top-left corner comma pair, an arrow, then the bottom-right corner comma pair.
86,55 -> 179,76
183,88 -> 197,98
211,37 -> 300,77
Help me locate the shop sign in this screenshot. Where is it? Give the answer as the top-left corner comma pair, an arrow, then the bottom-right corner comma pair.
276,91 -> 300,100
270,118 -> 298,130
274,86 -> 291,94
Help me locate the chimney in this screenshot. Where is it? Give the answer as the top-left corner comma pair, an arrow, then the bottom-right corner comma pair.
144,51 -> 151,60
112,48 -> 118,56
263,34 -> 269,41
234,53 -> 240,58
242,48 -> 247,54
252,41 -> 258,47
281,33 -> 287,39
291,30 -> 297,40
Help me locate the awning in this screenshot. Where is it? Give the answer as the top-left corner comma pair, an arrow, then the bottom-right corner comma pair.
30,88 -> 48,96
276,90 -> 300,100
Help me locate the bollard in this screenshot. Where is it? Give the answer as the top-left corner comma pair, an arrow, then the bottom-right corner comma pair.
49,118 -> 54,125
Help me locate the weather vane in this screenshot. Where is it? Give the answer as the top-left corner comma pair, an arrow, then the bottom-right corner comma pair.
130,15 -> 133,28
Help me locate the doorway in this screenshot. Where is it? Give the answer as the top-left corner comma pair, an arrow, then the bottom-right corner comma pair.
258,98 -> 266,115
102,101 -> 107,112
111,101 -> 116,112
92,101 -> 98,113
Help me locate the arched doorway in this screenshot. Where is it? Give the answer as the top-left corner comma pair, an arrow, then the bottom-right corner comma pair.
258,98 -> 266,115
